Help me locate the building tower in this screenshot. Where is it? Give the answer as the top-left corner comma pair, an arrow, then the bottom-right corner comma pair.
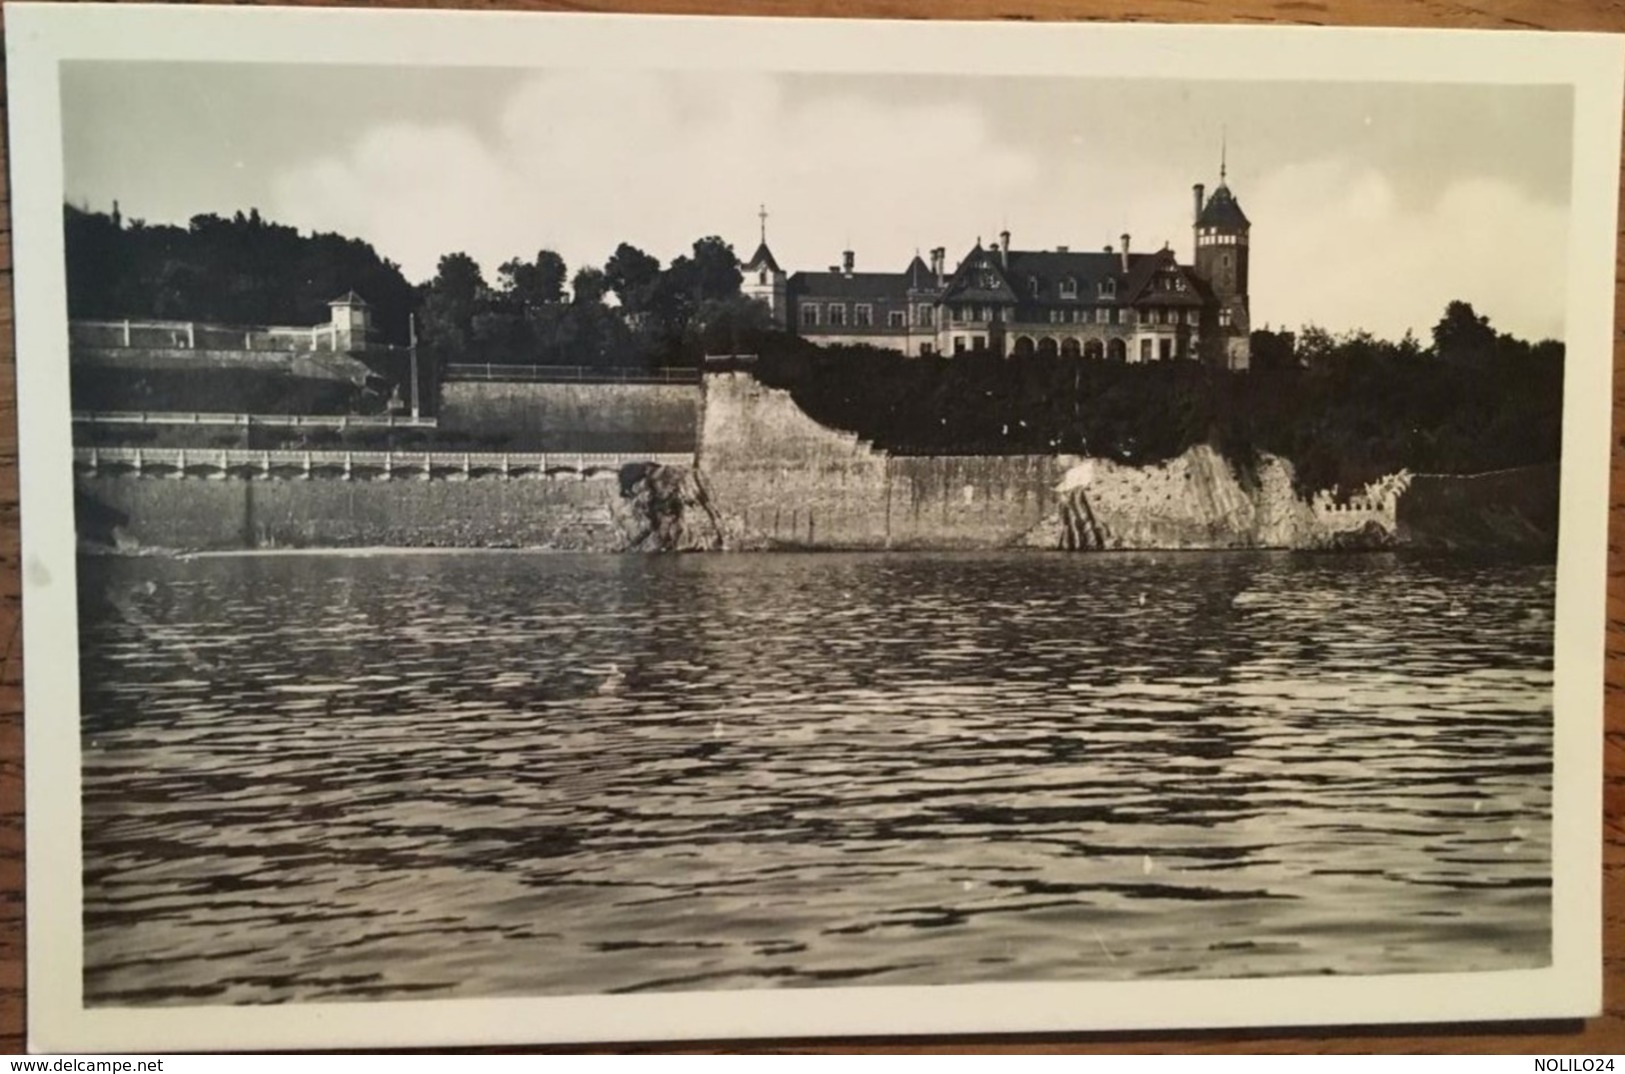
327,291 -> 372,352
741,203 -> 788,328
1192,146 -> 1252,371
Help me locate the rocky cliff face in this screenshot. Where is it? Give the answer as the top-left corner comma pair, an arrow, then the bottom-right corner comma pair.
1017,446 -> 1408,551
613,463 -> 761,552
696,373 -> 1431,553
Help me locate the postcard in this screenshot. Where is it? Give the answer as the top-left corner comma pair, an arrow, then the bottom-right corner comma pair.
8,2 -> 1621,1051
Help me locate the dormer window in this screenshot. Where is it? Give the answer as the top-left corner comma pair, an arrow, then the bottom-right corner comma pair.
1060,276 -> 1078,299
1098,278 -> 1116,298
1029,278 -> 1041,297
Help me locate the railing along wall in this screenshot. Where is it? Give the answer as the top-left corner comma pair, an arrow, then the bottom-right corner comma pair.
443,364 -> 701,385
73,411 -> 438,429
75,447 -> 693,480
72,319 -> 349,352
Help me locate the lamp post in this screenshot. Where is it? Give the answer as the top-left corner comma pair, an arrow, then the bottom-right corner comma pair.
408,313 -> 421,420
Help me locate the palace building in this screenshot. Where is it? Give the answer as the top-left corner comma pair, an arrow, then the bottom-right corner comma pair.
741,165 -> 1252,371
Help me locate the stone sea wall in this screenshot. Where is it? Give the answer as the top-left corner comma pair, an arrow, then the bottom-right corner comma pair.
73,372 -> 1559,555
78,474 -> 631,553
1399,464 -> 1560,553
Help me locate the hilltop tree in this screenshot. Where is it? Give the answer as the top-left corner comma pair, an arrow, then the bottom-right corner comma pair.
571,266 -> 609,306
604,243 -> 662,315
1431,300 -> 1497,361
499,249 -> 568,309
419,252 -> 486,357
687,236 -> 744,303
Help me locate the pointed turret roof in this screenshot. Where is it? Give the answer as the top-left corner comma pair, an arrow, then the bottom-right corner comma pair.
1197,182 -> 1250,230
904,254 -> 936,291
743,241 -> 781,273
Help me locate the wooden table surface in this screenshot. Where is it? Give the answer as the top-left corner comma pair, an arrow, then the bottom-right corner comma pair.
0,0 -> 1620,1055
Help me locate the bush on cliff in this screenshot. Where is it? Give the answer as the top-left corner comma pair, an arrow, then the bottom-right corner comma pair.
746,303 -> 1562,496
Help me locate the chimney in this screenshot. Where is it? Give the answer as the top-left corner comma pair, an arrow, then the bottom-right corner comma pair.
1193,183 -> 1205,227
1120,233 -> 1131,273
999,229 -> 1011,266
931,247 -> 945,286
842,249 -> 854,276
1056,245 -> 1069,253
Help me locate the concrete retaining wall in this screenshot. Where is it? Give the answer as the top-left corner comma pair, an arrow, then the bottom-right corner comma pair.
439,381 -> 700,452
1398,465 -> 1560,552
698,373 -> 1068,548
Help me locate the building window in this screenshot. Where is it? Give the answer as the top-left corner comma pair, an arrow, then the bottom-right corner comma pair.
1186,310 -> 1198,326
888,310 -> 907,328
828,303 -> 847,326
1219,308 -> 1233,327
1160,338 -> 1173,361
801,303 -> 820,327
1095,308 -> 1108,324
1175,276 -> 1187,291
1099,278 -> 1116,298
1029,278 -> 1041,297
1049,309 -> 1063,324
920,342 -> 934,356
1140,339 -> 1153,362
973,335 -> 987,352
952,304 -> 966,324
1060,277 -> 1078,299
855,304 -> 873,327
917,303 -> 934,327
953,336 -> 966,355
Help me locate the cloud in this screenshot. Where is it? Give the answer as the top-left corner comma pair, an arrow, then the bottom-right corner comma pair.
1251,159 -> 1567,342
269,73 -> 1568,343
271,71 -> 1038,285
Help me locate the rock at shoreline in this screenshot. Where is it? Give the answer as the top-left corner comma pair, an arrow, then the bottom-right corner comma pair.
615,462 -> 760,552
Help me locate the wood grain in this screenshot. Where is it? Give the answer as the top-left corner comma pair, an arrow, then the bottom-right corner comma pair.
0,0 -> 1620,1054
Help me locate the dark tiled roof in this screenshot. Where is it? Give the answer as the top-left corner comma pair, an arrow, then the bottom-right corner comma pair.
1004,249 -> 1140,299
743,242 -> 781,273
1117,249 -> 1203,307
942,244 -> 1020,303
904,255 -> 938,292
788,270 -> 911,303
1197,184 -> 1250,230
328,290 -> 369,306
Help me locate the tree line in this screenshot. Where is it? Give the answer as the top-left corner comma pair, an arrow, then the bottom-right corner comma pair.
63,204 -> 1564,489
63,204 -> 765,366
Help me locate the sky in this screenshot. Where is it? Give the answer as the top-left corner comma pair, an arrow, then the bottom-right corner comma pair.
60,62 -> 1574,342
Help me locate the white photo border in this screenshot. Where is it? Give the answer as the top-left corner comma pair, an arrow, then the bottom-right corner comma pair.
8,2 -> 1620,1052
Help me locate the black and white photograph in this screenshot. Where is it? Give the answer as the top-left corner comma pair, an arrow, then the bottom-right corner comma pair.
9,5 -> 1620,1051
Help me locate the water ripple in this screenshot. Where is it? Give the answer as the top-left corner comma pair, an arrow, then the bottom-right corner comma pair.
78,550 -> 1553,1004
